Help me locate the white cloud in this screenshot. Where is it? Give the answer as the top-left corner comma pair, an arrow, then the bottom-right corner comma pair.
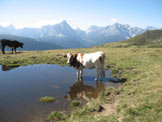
111,18 -> 118,23
0,22 -> 12,27
36,19 -> 63,27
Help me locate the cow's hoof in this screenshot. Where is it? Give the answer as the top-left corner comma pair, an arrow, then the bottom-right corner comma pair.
80,77 -> 83,81
77,77 -> 80,81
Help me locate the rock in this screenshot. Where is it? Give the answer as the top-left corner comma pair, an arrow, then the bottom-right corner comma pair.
30,56 -> 37,58
105,92 -> 111,96
115,91 -> 120,95
98,105 -> 104,112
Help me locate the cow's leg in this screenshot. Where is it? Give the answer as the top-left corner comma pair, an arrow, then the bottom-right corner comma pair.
1,47 -> 4,54
102,70 -> 105,78
14,48 -> 16,53
98,63 -> 105,81
96,65 -> 104,81
76,70 -> 80,80
99,68 -> 103,81
80,68 -> 83,80
102,63 -> 105,78
101,65 -> 105,79
95,67 -> 100,81
12,48 -> 13,54
2,46 -> 5,54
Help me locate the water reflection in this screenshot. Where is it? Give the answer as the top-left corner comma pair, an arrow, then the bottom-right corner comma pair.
1,65 -> 20,71
65,79 -> 105,101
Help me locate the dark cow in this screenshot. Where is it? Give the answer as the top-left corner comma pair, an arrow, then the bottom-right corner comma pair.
0,39 -> 24,54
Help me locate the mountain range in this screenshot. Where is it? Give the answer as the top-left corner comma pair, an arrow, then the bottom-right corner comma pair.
0,20 -> 161,50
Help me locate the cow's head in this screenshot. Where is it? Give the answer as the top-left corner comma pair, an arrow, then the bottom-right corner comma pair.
19,42 -> 24,48
63,53 -> 77,66
14,40 -> 24,48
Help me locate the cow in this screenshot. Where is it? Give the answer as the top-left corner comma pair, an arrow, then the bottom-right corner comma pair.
63,51 -> 105,81
0,39 -> 24,54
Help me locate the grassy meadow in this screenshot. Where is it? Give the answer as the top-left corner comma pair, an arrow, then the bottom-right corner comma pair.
0,46 -> 162,122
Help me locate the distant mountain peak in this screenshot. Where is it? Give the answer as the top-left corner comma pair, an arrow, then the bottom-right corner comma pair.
146,26 -> 159,30
7,24 -> 14,27
60,20 -> 69,26
6,24 -> 15,29
113,23 -> 126,28
114,23 -> 121,25
89,25 -> 101,29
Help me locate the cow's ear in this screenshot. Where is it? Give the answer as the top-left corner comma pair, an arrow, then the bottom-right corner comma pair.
63,54 -> 67,58
72,53 -> 78,59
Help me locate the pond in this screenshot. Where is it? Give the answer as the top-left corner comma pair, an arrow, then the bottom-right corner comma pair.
0,64 -> 122,122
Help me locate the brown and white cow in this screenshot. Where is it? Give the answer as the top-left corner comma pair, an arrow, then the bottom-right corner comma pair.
64,51 -> 105,81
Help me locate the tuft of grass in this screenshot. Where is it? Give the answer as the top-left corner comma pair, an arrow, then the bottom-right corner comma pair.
71,100 -> 81,107
39,96 -> 55,103
104,87 -> 116,95
48,111 -> 68,122
97,114 -> 118,122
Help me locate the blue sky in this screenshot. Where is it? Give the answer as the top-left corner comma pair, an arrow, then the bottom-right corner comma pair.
0,0 -> 161,30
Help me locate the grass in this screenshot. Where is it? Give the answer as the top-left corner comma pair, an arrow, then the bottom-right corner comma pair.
0,50 -> 67,66
1,47 -> 162,122
39,96 -> 55,103
48,112 -> 68,122
71,100 -> 81,107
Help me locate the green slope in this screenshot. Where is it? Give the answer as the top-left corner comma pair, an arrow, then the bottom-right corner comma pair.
97,30 -> 162,48
126,30 -> 162,47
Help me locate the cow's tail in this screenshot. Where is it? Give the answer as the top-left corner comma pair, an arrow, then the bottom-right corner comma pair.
99,52 -> 106,78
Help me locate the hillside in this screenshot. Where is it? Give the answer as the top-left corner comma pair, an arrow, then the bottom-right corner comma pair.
126,30 -> 162,47
0,34 -> 62,50
97,30 -> 162,48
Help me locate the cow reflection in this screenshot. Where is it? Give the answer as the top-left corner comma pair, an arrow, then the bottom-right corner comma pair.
1,65 -> 19,71
65,79 -> 105,101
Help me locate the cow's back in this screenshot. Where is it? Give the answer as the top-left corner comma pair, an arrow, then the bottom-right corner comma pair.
1,39 -> 17,47
78,51 -> 105,68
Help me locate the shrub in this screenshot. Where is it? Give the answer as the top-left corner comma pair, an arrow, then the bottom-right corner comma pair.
40,96 -> 55,103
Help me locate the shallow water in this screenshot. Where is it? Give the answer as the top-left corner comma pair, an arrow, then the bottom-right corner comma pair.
0,64 -> 121,122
